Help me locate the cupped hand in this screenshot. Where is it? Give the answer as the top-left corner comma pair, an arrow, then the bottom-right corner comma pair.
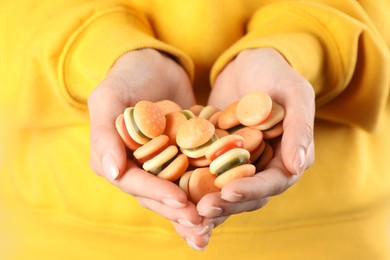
202,47 -> 315,228
88,49 -> 209,249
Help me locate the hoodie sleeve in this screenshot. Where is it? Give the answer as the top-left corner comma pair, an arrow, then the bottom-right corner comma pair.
210,1 -> 390,131
14,1 -> 193,126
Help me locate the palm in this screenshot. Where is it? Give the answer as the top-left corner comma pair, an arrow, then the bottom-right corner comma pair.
200,47 -> 315,235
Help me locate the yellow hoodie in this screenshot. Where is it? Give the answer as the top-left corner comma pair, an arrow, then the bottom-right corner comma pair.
0,0 -> 389,259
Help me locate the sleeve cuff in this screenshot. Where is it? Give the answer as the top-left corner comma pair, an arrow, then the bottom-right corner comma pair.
210,2 -> 390,132
210,31 -> 325,92
59,6 -> 194,111
210,2 -> 343,102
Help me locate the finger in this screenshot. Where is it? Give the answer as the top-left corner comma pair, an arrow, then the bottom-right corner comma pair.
88,78 -> 129,180
89,148 -> 103,177
219,156 -> 301,203
197,192 -> 269,218
280,79 -> 315,175
112,160 -> 189,208
136,197 -> 201,226
172,215 -> 228,251
203,216 -> 228,228
172,221 -> 211,251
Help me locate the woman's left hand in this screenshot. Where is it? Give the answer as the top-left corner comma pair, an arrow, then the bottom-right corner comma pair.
193,47 -> 315,234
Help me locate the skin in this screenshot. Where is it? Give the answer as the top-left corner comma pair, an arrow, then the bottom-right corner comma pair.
88,48 -> 202,240
88,47 -> 315,251
194,47 -> 315,247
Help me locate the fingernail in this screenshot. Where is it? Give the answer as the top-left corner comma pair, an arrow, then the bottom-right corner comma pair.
293,146 -> 306,175
186,238 -> 207,251
177,218 -> 200,228
222,192 -> 244,202
162,198 -> 186,209
198,206 -> 223,217
102,152 -> 119,180
196,223 -> 215,236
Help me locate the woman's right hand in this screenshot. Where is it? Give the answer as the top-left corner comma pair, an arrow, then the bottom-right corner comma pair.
88,49 -> 211,249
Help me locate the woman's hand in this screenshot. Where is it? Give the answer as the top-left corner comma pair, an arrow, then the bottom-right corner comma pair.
202,47 -> 315,228
88,49 -> 210,249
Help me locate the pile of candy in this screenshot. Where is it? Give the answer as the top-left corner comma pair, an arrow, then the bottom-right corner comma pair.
115,92 -> 285,203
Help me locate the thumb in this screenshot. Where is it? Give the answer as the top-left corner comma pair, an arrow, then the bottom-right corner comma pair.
88,77 -> 128,181
281,118 -> 315,175
280,91 -> 315,175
